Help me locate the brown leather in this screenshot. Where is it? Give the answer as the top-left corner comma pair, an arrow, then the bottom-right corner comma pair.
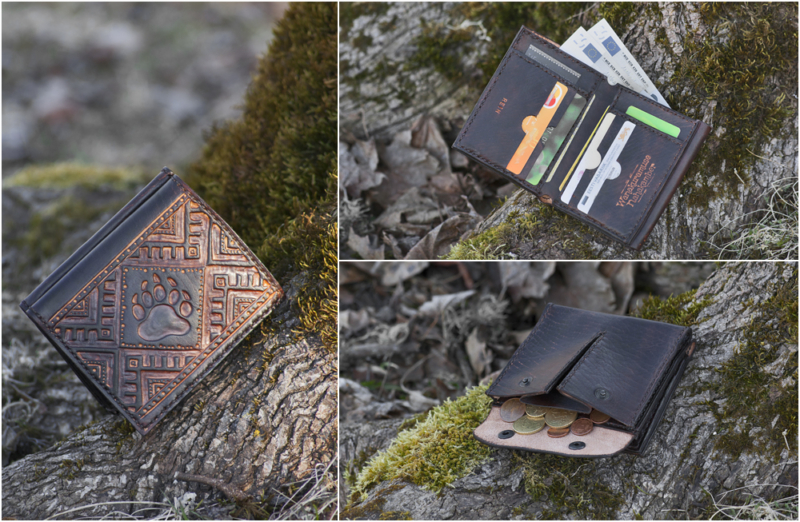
20,169 -> 284,435
453,26 -> 711,250
477,303 -> 693,456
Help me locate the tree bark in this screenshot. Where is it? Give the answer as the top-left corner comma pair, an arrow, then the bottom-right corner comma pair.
340,2 -> 798,259
340,261 -> 798,519
2,277 -> 338,520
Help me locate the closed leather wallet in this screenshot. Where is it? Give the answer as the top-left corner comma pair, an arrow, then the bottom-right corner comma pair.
453,27 -> 711,249
20,168 -> 283,435
474,303 -> 695,457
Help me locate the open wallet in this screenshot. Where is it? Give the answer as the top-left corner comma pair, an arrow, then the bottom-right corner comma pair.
452,27 -> 711,249
474,304 -> 696,457
19,169 -> 283,435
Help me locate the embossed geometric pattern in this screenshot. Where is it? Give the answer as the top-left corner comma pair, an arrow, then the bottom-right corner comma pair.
22,171 -> 283,435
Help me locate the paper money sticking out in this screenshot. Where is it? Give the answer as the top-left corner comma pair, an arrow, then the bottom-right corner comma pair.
587,19 -> 670,107
561,21 -> 669,108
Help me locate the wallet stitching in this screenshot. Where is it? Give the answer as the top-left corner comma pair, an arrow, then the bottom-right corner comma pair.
486,303 -> 554,396
454,30 -> 524,150
33,178 -> 283,432
622,119 -> 694,240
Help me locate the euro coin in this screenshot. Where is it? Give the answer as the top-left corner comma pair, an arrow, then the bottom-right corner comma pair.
500,398 -> 526,422
547,427 -> 570,438
513,416 -> 546,435
571,418 -> 594,436
525,404 -> 550,419
589,409 -> 611,424
545,408 -> 577,429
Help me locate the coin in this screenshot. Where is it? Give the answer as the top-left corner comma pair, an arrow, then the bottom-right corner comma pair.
545,408 -> 577,428
500,398 -> 526,422
589,409 -> 611,424
513,416 -> 546,435
571,418 -> 594,436
547,427 -> 570,438
525,404 -> 550,419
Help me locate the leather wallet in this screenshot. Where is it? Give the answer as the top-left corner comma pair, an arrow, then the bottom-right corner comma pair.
20,168 -> 283,435
474,303 -> 695,457
453,27 -> 711,249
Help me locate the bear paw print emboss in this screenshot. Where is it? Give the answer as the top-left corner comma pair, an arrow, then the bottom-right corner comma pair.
131,273 -> 193,341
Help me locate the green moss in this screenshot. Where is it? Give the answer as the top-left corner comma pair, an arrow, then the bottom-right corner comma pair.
513,452 -> 624,519
601,3 -> 798,210
703,267 -> 797,462
351,386 -> 493,499
339,2 -> 391,42
4,162 -> 148,190
186,3 -> 337,353
378,511 -> 412,521
446,197 -> 604,260
633,289 -> 713,327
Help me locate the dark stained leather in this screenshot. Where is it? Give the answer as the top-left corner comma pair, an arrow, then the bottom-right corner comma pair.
20,169 -> 284,435
482,303 -> 693,456
453,26 -> 712,250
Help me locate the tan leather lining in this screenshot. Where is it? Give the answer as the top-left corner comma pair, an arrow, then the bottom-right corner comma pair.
474,406 -> 634,457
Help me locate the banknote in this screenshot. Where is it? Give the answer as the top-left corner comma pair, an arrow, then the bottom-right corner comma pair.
560,27 -> 644,92
588,19 -> 670,107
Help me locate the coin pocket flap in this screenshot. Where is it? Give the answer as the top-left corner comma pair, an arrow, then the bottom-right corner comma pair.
486,306 -> 604,398
474,405 -> 635,458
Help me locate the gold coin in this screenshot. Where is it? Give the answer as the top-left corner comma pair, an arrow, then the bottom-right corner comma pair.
545,408 -> 578,429
513,416 -> 546,435
525,404 -> 550,419
499,398 -> 526,423
589,409 -> 611,424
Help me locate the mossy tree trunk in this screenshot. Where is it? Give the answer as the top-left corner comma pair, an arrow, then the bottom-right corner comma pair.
2,277 -> 338,519
340,2 -> 797,259
341,261 -> 797,519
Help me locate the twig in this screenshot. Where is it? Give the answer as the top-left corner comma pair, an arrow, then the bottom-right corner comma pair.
173,471 -> 251,503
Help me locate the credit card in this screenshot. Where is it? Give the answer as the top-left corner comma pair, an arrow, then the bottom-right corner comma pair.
561,112 -> 615,203
578,121 -> 636,213
560,28 -> 643,92
547,94 -> 595,182
507,82 -> 569,175
525,44 -> 581,85
588,19 -> 670,107
526,94 -> 586,185
626,106 -> 680,138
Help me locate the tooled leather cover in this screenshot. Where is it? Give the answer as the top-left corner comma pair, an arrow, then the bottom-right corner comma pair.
478,304 -> 693,456
20,168 -> 284,435
453,26 -> 711,250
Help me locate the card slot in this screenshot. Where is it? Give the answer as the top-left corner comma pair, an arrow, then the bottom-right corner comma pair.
612,90 -> 694,142
511,28 -> 605,95
509,48 -> 587,95
456,51 -> 583,181
534,80 -> 620,196
568,121 -> 684,242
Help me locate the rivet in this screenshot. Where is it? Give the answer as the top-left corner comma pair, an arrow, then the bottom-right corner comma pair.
594,388 -> 610,400
498,430 -> 515,439
519,377 -> 531,386
569,441 -> 586,450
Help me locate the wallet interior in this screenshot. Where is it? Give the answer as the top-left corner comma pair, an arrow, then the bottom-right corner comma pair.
474,405 -> 634,457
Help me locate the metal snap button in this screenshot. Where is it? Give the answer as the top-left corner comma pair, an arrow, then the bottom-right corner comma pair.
519,377 -> 531,387
594,387 -> 610,400
499,430 -> 515,439
569,441 -> 586,450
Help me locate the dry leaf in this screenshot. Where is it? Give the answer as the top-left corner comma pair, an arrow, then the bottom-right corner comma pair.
404,213 -> 480,259
499,262 -> 556,302
340,309 -> 370,336
465,327 -> 492,377
418,290 -> 475,316
340,140 -> 386,198
347,227 -> 385,260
